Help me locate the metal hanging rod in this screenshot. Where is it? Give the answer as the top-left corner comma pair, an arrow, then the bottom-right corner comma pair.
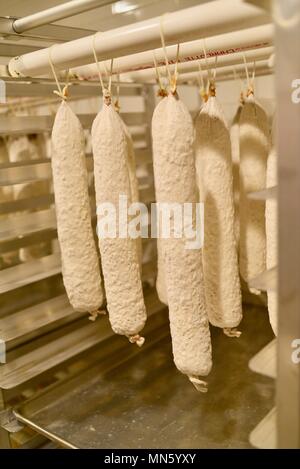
70,24 -> 273,79
121,46 -> 274,83
0,17 -> 95,43
12,0 -> 115,34
8,0 -> 271,78
177,59 -> 272,85
0,75 -> 142,98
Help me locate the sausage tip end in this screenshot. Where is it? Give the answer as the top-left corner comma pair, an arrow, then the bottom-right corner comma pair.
129,334 -> 145,347
223,328 -> 242,338
89,309 -> 106,322
188,376 -> 208,393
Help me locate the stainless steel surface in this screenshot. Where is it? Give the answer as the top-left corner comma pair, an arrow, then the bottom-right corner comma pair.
0,321 -> 109,390
250,407 -> 276,449
0,156 -> 95,186
0,230 -> 56,256
2,78 -> 142,98
0,43 -> 40,58
12,1 -> 114,34
0,409 -> 24,433
276,0 -> 300,448
17,434 -> 56,449
13,304 -> 275,449
0,162 -> 57,186
0,193 -> 54,215
249,339 -> 276,379
0,425 -> 11,449
0,113 -> 145,136
0,209 -> 56,242
13,412 -> 78,449
0,294 -> 83,350
248,186 -> 277,201
0,290 -> 163,390
0,173 -> 153,220
0,252 -> 156,295
248,267 -> 277,292
0,148 -> 151,187
0,254 -> 61,294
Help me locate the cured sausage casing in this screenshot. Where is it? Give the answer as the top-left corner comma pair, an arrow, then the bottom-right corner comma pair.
239,96 -> 270,288
152,94 -> 212,382
51,101 -> 103,312
92,103 -> 146,340
195,96 -> 242,330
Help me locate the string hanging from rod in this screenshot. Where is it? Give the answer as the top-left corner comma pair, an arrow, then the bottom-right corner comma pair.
92,32 -> 114,105
159,15 -> 180,95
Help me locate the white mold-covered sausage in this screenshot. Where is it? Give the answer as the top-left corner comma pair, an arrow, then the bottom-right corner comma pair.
195,92 -> 242,333
152,93 -> 212,389
51,101 -> 103,313
156,233 -> 168,305
239,96 -> 270,290
6,134 -> 51,262
152,97 -> 168,305
230,103 -> 243,246
92,101 -> 146,344
266,117 -> 277,335
121,120 -> 143,269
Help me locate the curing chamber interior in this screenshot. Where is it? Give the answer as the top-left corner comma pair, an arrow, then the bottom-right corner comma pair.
0,0 -> 298,450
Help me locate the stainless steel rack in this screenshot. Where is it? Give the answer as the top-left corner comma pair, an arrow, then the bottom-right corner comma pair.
0,73 -> 163,448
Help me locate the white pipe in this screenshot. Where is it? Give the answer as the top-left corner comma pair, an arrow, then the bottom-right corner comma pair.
121,46 -> 274,83
71,24 -> 273,79
12,0 -> 112,33
9,0 -> 271,77
177,59 -> 271,84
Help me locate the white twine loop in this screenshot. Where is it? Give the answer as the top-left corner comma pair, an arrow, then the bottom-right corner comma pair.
152,50 -> 167,97
223,328 -> 242,338
89,309 -> 107,322
197,59 -> 208,102
114,74 -> 121,112
202,40 -> 217,97
233,66 -> 245,105
159,15 -> 180,95
48,46 -> 70,101
249,287 -> 261,296
129,334 -> 145,347
92,32 -> 113,105
159,15 -> 172,86
188,376 -> 208,393
242,54 -> 256,97
170,43 -> 180,94
268,53 -> 275,69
